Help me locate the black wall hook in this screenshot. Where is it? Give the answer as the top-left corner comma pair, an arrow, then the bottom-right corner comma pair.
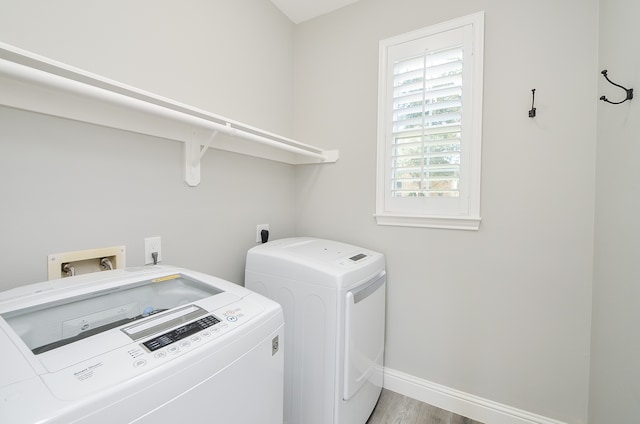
528,89 -> 536,118
600,70 -> 633,104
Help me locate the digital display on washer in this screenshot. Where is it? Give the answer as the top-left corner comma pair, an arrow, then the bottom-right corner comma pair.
143,315 -> 220,352
349,253 -> 367,262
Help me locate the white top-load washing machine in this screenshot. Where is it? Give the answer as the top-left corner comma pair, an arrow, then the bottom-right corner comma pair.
245,237 -> 386,424
0,265 -> 284,424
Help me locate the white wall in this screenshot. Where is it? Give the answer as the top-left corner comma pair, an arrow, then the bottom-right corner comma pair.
293,1 -> 597,423
0,0 -> 297,289
3,1 -> 627,423
590,0 -> 640,422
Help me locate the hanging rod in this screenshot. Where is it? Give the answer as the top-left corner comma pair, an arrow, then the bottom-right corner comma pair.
0,42 -> 338,186
600,69 -> 633,105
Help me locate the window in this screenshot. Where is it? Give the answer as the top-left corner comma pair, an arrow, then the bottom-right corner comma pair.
376,12 -> 484,230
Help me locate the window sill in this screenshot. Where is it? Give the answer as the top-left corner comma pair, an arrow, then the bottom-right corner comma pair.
374,213 -> 481,231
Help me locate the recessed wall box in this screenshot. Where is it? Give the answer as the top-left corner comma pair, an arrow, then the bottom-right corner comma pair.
48,246 -> 126,280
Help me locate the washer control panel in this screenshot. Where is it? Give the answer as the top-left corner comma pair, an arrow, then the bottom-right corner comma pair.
40,297 -> 264,401
142,315 -> 220,352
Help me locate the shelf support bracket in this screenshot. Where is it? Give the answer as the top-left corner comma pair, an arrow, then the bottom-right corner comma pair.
184,130 -> 219,187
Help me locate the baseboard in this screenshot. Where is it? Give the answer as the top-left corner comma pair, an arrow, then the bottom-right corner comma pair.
382,367 -> 567,424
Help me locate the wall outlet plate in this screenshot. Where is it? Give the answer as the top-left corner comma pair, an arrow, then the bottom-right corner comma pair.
256,224 -> 269,243
144,237 -> 161,265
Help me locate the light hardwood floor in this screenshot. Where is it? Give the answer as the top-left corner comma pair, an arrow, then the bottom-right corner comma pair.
366,389 -> 483,424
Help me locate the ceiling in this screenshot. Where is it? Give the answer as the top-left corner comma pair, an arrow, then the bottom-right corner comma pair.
270,0 -> 361,23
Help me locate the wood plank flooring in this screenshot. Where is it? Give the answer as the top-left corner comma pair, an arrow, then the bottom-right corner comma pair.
366,389 -> 483,424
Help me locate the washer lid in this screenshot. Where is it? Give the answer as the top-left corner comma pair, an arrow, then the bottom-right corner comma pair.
0,327 -> 36,387
1,273 -> 222,355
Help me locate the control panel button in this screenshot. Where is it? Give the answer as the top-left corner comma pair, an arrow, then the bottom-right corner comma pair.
133,359 -> 147,368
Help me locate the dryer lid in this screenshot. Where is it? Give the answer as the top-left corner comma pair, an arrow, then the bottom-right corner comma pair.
246,237 -> 385,289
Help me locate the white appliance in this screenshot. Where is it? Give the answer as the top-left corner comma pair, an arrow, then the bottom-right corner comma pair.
245,237 -> 386,424
0,266 -> 284,424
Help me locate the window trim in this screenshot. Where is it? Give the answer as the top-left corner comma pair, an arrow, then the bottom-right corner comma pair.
375,12 -> 484,231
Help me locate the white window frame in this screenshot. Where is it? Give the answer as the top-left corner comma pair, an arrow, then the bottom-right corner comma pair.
375,12 -> 484,230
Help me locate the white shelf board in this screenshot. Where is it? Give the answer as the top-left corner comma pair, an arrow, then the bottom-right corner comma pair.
0,42 -> 338,186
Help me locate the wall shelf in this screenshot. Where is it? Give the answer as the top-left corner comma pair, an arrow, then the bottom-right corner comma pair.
0,42 -> 338,186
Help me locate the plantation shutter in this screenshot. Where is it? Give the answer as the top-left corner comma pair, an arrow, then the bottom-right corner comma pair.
376,12 -> 483,229
391,45 -> 463,198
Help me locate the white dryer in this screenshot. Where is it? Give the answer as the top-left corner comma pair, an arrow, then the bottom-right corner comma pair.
0,266 -> 284,424
245,237 -> 386,424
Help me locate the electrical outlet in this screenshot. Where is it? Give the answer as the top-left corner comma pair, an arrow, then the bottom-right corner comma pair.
256,224 -> 269,243
144,237 -> 161,265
